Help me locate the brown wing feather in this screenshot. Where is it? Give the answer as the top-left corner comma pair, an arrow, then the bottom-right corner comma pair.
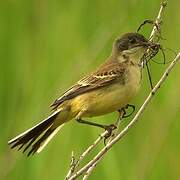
51,61 -> 126,110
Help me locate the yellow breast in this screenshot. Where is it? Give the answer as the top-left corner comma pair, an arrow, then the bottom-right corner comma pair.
70,65 -> 142,118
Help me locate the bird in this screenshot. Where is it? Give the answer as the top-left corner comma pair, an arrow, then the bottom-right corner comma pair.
8,32 -> 153,156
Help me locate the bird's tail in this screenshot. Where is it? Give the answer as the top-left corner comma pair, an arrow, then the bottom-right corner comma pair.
8,109 -> 65,156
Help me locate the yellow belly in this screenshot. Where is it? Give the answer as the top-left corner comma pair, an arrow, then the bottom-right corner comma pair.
70,65 -> 142,118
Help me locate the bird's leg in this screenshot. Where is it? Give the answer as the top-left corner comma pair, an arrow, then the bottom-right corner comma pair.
77,118 -> 117,146
122,104 -> 135,118
76,118 -> 117,132
76,104 -> 135,145
103,104 -> 135,145
76,118 -> 117,146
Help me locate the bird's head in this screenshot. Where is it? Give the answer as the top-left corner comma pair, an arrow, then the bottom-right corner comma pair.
112,33 -> 151,64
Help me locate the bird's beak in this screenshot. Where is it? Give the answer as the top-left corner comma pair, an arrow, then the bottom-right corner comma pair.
140,41 -> 160,49
132,41 -> 160,54
140,41 -> 160,65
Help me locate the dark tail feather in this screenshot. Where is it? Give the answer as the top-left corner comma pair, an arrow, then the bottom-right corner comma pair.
8,110 -> 61,155
27,128 -> 55,156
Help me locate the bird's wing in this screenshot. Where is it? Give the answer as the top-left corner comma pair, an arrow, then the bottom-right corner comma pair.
51,62 -> 126,110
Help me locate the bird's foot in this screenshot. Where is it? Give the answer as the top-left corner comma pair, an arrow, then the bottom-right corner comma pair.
103,124 -> 117,145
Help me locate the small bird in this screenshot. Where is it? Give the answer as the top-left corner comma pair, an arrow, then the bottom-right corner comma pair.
8,32 -> 153,156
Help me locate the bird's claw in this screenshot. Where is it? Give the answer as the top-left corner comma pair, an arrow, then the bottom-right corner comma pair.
103,124 -> 117,145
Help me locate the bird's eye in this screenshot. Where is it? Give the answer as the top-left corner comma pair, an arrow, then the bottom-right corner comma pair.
129,38 -> 136,44
116,39 -> 128,51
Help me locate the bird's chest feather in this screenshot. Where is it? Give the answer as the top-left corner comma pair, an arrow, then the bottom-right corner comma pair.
75,65 -> 142,117
125,64 -> 142,96
103,65 -> 141,107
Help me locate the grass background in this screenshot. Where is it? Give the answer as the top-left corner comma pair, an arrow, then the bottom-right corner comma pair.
0,0 -> 180,179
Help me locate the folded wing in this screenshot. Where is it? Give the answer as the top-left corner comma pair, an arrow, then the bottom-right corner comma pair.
51,62 -> 126,110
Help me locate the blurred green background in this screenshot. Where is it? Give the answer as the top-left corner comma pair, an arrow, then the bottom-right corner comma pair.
0,0 -> 180,179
